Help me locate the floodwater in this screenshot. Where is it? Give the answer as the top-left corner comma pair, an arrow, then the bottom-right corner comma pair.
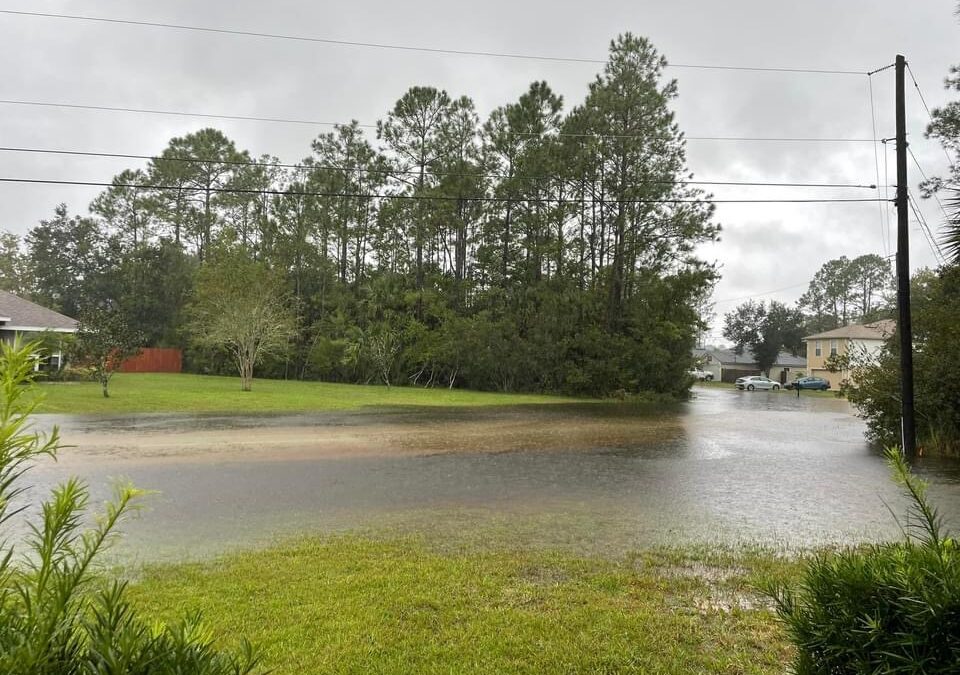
17,386 -> 960,562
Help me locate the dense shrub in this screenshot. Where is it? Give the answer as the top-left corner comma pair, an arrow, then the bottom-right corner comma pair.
767,447 -> 960,673
0,340 -> 260,674
841,266 -> 960,455
41,363 -> 99,382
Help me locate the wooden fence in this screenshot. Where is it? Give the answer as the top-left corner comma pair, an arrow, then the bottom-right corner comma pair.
120,348 -> 182,373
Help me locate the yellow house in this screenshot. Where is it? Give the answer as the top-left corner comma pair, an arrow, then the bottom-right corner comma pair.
804,320 -> 895,390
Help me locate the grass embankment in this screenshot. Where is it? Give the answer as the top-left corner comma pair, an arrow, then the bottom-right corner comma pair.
36,373 -> 582,414
129,536 -> 797,674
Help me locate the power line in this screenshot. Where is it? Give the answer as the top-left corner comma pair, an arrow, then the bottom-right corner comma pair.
907,146 -> 953,222
0,9 -> 869,75
0,177 -> 890,205
867,73 -> 889,256
908,189 -> 945,264
905,64 -> 937,119
712,282 -> 810,305
0,99 -> 882,143
882,139 -> 894,256
0,146 -> 879,190
905,62 -> 957,168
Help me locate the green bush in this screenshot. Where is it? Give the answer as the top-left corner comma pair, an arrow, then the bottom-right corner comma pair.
42,363 -> 99,382
0,340 -> 261,674
841,266 -> 960,455
767,447 -> 960,673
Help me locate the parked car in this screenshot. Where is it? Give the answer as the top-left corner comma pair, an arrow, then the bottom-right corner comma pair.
735,375 -> 782,391
688,368 -> 714,381
786,376 -> 831,391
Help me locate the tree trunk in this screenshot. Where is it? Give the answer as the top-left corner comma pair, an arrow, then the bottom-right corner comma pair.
238,351 -> 253,391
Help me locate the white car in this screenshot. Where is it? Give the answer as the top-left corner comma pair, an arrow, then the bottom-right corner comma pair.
688,368 -> 714,381
735,375 -> 781,391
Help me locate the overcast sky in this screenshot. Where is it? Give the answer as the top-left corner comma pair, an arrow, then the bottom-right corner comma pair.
1,1 -> 958,342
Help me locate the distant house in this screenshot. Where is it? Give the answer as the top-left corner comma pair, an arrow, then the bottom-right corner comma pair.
0,290 -> 78,369
804,319 -> 895,389
692,347 -> 806,384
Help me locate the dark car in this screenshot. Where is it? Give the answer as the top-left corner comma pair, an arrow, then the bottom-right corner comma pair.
787,376 -> 830,391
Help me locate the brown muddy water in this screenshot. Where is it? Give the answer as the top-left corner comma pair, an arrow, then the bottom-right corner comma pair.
17,386 -> 960,562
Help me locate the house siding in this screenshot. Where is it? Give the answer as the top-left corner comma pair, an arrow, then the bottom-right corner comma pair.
804,336 -> 885,389
693,348 -> 804,384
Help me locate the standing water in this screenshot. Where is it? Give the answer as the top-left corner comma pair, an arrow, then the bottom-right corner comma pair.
21,386 -> 960,561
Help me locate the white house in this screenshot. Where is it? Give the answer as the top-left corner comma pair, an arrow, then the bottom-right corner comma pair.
692,347 -> 806,384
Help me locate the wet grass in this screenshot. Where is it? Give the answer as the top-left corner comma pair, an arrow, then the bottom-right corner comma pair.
128,535 -> 799,674
35,373 -> 583,414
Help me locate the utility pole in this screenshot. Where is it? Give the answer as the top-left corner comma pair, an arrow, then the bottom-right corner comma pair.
895,54 -> 917,456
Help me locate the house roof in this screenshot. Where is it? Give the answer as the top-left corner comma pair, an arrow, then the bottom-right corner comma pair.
693,347 -> 805,368
0,291 -> 78,332
804,319 -> 895,341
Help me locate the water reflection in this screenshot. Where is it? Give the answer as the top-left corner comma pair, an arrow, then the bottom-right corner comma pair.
17,386 -> 960,562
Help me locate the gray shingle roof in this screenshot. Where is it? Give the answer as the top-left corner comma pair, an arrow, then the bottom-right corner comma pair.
693,347 -> 805,368
0,291 -> 78,331
804,319 -> 895,341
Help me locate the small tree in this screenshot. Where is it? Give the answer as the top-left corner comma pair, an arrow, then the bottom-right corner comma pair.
188,245 -> 296,391
723,300 -> 804,376
73,306 -> 143,397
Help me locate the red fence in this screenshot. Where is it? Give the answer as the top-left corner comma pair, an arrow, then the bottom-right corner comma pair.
120,348 -> 182,373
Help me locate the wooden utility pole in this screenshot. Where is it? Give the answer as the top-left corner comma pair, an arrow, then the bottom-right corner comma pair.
895,54 -> 917,456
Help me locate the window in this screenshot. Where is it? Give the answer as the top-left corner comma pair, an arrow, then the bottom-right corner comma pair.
830,339 -> 838,356
815,340 -> 822,357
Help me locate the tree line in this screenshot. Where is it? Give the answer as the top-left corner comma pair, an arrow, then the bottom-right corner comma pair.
0,34 -> 719,397
719,253 -> 896,375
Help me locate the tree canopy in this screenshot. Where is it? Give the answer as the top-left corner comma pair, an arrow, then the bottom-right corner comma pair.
187,241 -> 296,391
798,254 -> 893,333
722,300 -> 805,376
2,33 -> 719,397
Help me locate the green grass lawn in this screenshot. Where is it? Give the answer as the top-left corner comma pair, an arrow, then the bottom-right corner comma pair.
129,536 -> 797,674
35,373 -> 582,414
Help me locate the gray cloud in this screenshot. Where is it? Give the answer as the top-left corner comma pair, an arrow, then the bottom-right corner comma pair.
0,0 -> 955,326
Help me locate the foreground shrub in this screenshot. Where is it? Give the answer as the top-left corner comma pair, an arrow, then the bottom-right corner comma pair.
0,340 -> 260,674
767,447 -> 960,673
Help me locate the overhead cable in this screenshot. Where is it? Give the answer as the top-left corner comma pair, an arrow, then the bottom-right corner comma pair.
867,73 -> 890,255
0,99 -> 882,143
0,177 -> 890,205
907,146 -> 953,222
712,282 -> 811,304
0,146 -> 879,189
905,62 -> 958,169
0,10 -> 869,75
908,188 -> 946,264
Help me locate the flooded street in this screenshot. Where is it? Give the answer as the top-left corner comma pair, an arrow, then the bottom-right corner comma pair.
21,386 -> 960,562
